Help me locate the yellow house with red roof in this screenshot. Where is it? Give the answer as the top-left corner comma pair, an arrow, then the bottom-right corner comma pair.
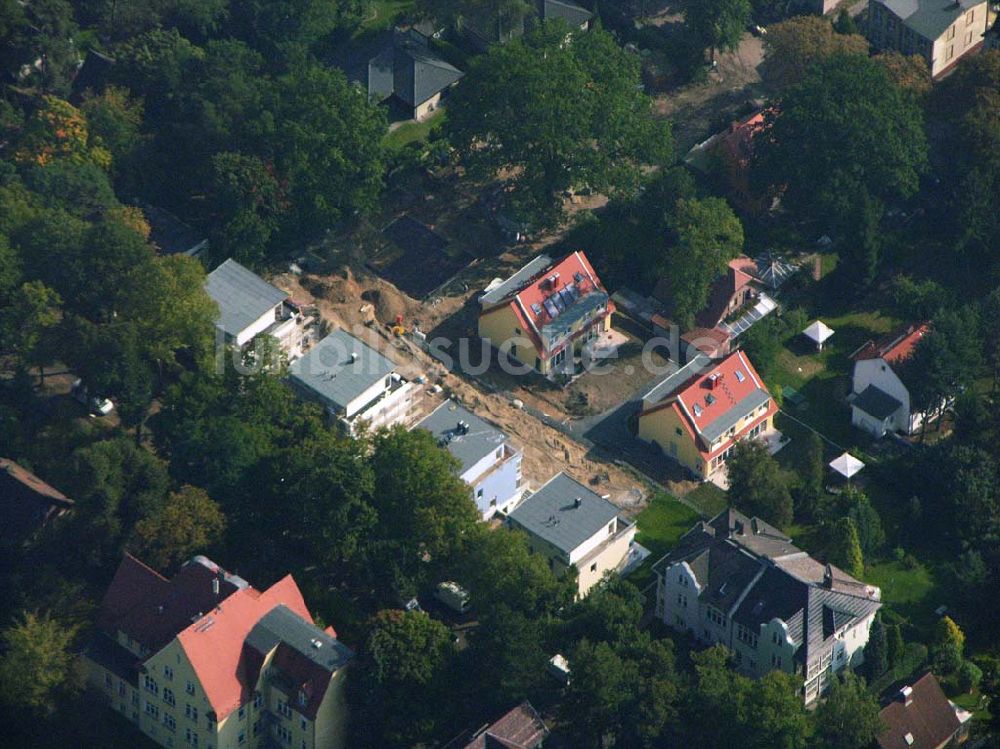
84,554 -> 352,749
637,351 -> 776,482
478,251 -> 614,376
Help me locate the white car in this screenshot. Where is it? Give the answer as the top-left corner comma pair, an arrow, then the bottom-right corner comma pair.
71,378 -> 114,416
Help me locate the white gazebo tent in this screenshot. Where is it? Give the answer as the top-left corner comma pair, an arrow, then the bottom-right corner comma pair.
829,452 -> 865,483
803,320 -> 835,351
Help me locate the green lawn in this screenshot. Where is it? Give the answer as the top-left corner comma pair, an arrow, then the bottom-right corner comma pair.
683,483 -> 728,517
631,492 -> 701,590
360,0 -> 415,31
383,109 -> 446,151
865,558 -> 942,636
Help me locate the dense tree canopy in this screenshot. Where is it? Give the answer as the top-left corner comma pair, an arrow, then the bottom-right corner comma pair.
726,439 -> 793,527
446,24 -> 672,228
686,0 -> 751,63
760,16 -> 869,89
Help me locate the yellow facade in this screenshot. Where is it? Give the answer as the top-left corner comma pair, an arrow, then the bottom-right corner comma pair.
478,305 -> 613,375
638,406 -> 707,477
85,632 -> 349,749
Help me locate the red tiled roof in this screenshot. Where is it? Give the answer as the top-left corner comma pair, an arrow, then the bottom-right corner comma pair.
177,575 -> 311,720
681,327 -> 732,359
852,323 -> 930,364
644,351 -> 775,459
463,701 -> 549,749
695,256 -> 758,329
484,251 -> 614,360
877,673 -> 961,749
98,555 -> 243,651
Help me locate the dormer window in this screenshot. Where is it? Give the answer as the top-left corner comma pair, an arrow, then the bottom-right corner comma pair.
298,691 -> 307,708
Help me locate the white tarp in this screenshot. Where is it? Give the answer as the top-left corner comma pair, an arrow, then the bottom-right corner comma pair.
829,452 -> 865,479
803,320 -> 835,349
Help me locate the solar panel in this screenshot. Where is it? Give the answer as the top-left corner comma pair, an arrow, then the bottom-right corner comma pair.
693,404 -> 702,417
573,272 -> 584,283
543,299 -> 559,318
531,303 -> 543,316
734,370 -> 746,383
706,394 -> 715,405
550,292 -> 566,312
564,282 -> 579,301
558,288 -> 574,307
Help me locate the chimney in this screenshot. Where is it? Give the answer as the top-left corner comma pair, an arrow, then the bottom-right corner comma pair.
212,577 -> 220,597
573,497 -> 582,509
751,518 -> 759,535
900,685 -> 914,706
823,564 -> 834,589
349,352 -> 358,363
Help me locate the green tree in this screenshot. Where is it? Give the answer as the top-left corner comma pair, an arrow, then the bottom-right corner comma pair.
21,161 -> 119,218
887,623 -> 905,668
726,439 -> 793,527
864,614 -> 889,680
415,0 -> 531,34
352,609 -> 454,748
843,487 -> 885,557
0,234 -> 21,302
875,52 -> 932,98
743,671 -> 808,749
958,661 -> 983,693
0,612 -> 78,713
260,64 -> 386,235
687,0 -> 751,64
207,152 -> 284,267
761,15 -> 869,89
754,54 -> 927,233
795,430 -> 825,521
0,281 -> 61,382
833,8 -> 859,35
225,0 -> 357,59
129,486 -> 227,571
935,615 -> 966,654
79,86 -> 145,183
21,0 -> 78,94
446,24 -> 671,228
828,517 -> 864,578
811,671 -> 884,749
664,197 -> 744,328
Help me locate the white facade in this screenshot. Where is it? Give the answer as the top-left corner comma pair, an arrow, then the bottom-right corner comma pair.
851,358 -> 924,436
234,305 -> 281,348
340,379 -> 417,434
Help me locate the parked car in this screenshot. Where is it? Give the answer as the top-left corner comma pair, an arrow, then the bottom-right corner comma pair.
71,378 -> 114,416
435,581 -> 471,615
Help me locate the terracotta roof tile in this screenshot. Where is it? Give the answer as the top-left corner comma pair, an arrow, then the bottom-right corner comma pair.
877,673 -> 961,749
463,701 -> 549,749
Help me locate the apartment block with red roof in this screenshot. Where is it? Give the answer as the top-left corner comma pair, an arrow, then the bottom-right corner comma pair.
84,554 -> 353,749
637,351 -> 777,483
478,251 -> 614,377
849,323 -> 931,438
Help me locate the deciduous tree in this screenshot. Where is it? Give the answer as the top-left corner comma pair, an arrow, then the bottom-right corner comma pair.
130,486 -> 226,571
687,0 -> 752,64
446,24 -> 671,228
811,671 -> 884,749
726,439 -> 793,527
0,612 -> 78,713
761,16 -> 869,89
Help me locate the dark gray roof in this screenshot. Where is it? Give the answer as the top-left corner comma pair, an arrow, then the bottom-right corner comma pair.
481,254 -> 554,307
853,385 -> 903,421
642,355 -> 712,405
542,0 -> 593,26
415,400 -> 510,476
356,29 -> 463,108
539,290 -> 610,347
655,509 -> 881,666
288,330 -> 397,412
881,0 -> 979,39
700,388 -> 771,443
205,259 -> 287,339
508,472 -> 622,556
246,605 -> 353,674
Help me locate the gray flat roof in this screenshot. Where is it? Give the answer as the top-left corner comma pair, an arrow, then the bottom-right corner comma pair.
543,0 -> 594,26
700,388 -> 772,443
246,605 -> 353,674
288,329 -> 396,411
480,254 -> 553,307
508,472 -> 621,556
642,355 -> 712,405
205,259 -> 288,339
414,400 -> 509,475
882,0 -> 979,40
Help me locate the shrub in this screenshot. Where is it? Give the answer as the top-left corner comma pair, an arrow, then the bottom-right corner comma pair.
957,661 -> 982,693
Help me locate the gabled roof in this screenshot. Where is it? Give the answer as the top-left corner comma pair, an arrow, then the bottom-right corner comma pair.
853,385 -> 904,421
852,323 -> 930,365
541,0 -> 593,26
508,472 -> 622,556
880,0 -> 979,40
463,701 -> 549,749
654,509 -> 881,665
695,256 -> 759,329
877,673 -> 962,749
481,251 -> 614,358
205,259 -> 288,340
641,351 -> 774,451
364,29 -> 463,107
288,329 -> 397,412
0,458 -> 73,544
97,554 -> 246,651
415,400 -> 510,476
480,254 -> 554,307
